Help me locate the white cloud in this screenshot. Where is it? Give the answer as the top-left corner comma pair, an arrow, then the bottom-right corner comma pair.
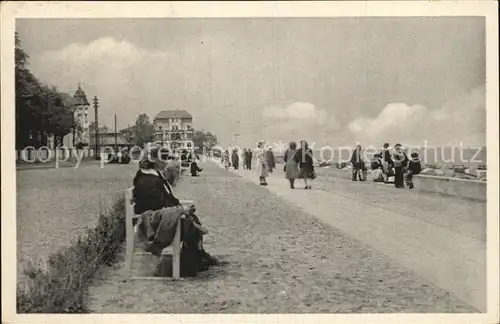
260,102 -> 340,145
31,37 -> 192,131
346,85 -> 485,147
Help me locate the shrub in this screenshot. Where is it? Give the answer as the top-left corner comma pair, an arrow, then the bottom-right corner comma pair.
17,197 -> 126,313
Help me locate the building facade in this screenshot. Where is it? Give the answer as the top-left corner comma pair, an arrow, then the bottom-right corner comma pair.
153,110 -> 194,150
50,84 -> 91,149
72,84 -> 91,146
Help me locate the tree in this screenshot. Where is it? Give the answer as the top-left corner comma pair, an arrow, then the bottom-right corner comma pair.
192,130 -> 218,152
15,33 -> 75,149
133,113 -> 154,147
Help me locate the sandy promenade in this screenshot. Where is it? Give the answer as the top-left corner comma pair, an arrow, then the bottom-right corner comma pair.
86,161 -> 477,313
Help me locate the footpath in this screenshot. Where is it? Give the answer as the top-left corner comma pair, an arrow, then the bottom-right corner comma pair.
215,160 -> 486,312
88,162 -> 474,313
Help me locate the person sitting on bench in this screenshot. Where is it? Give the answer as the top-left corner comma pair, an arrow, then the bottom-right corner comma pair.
190,160 -> 203,177
133,154 -> 217,276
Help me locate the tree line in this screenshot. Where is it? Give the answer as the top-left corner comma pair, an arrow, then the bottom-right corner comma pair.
15,32 -> 76,149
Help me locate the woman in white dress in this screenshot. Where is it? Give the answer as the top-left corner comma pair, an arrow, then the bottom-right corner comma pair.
256,141 -> 269,186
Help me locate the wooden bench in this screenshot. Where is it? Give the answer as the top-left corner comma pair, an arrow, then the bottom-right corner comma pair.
124,187 -> 194,281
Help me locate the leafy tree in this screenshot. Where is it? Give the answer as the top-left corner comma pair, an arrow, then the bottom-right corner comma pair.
132,113 -> 154,147
192,130 -> 218,151
15,33 -> 75,149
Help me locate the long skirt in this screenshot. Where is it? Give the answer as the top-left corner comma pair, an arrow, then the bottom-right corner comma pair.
258,161 -> 269,178
285,160 -> 299,179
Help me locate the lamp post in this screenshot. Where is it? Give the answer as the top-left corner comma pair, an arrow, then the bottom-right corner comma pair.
93,96 -> 99,158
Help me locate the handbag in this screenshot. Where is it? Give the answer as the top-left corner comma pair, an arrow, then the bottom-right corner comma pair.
284,165 -> 287,172
309,169 -> 317,179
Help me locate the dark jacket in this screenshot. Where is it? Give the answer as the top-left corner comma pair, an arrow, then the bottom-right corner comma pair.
371,157 -> 383,170
133,169 -> 180,215
408,158 -> 422,174
295,148 -> 314,170
392,151 -> 409,168
382,149 -> 393,166
350,149 -> 365,169
190,161 -> 202,174
266,150 -> 276,168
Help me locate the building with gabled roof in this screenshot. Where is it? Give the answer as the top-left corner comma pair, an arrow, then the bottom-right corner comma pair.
153,110 -> 194,150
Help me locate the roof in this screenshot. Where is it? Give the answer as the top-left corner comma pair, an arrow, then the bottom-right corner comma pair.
73,84 -> 90,106
155,110 -> 192,120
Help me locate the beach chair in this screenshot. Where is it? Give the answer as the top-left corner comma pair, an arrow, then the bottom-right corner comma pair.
123,187 -> 194,281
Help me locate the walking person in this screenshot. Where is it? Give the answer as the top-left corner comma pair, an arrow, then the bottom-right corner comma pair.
392,143 -> 409,188
247,148 -> 253,170
350,144 -> 365,181
266,147 -> 276,173
256,141 -> 269,186
283,141 -> 299,189
222,150 -> 231,171
405,152 -> 422,189
381,143 -> 393,184
295,140 -> 315,189
242,149 -> 248,170
231,148 -> 239,170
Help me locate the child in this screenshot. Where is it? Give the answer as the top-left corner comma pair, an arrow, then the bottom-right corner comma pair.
190,160 -> 203,177
180,205 -> 218,277
392,144 -> 409,188
371,154 -> 385,182
406,152 -> 422,189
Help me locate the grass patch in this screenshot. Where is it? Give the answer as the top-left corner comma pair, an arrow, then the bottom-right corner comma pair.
17,197 -> 126,313
16,167 -> 181,313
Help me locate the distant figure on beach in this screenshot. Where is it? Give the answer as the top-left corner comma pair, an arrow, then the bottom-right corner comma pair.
266,147 -> 276,173
256,141 -> 269,186
190,160 -> 203,177
295,140 -> 315,189
405,152 -> 422,189
350,144 -> 366,181
381,143 -> 393,184
392,143 -> 409,188
283,141 -> 299,189
247,148 -> 253,170
242,149 -> 248,170
370,153 -> 385,182
222,150 -> 231,171
231,148 -> 240,170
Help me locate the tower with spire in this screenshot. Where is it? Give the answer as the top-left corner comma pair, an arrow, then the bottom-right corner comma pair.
73,83 -> 90,146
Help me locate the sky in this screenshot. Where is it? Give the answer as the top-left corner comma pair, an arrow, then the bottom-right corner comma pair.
16,17 -> 486,148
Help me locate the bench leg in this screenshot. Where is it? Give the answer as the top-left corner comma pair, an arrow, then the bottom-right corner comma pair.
124,192 -> 135,281
172,218 -> 181,279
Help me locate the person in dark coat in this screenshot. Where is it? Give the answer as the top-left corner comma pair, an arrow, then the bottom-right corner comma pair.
133,154 -> 217,276
266,147 -> 276,173
295,140 -> 315,189
190,160 -> 203,176
242,149 -> 248,170
381,143 -> 393,184
405,152 -> 422,189
392,143 -> 409,188
247,148 -> 253,170
231,149 -> 239,170
350,145 -> 366,181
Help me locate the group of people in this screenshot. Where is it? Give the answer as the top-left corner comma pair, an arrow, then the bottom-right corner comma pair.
222,147 -> 276,173
353,143 -> 422,189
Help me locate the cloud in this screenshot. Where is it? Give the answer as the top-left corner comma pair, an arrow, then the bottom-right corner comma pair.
260,102 -> 340,145
346,85 -> 485,147
31,37 -> 197,131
